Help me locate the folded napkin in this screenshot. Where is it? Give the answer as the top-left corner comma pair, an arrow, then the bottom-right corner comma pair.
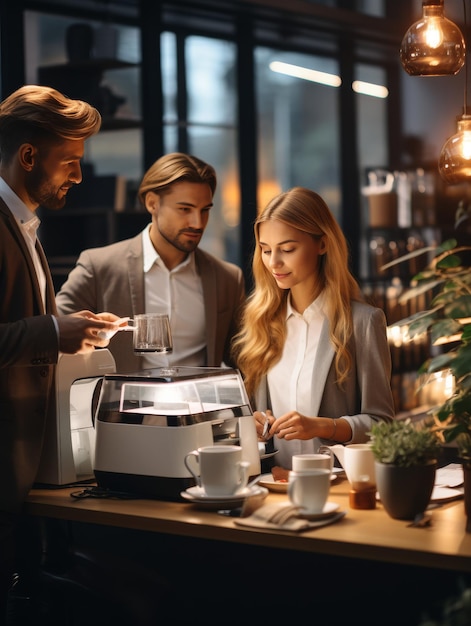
234,501 -> 346,532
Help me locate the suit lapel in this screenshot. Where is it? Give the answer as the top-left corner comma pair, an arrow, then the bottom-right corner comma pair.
310,318 -> 335,415
35,238 -> 57,315
196,250 -> 216,364
126,236 -> 146,315
0,200 -> 45,313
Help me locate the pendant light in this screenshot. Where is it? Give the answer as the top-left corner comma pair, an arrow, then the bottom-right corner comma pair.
400,0 -> 465,76
439,1 -> 471,184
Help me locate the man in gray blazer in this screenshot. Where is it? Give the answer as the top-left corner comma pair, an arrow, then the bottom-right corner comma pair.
56,153 -> 246,373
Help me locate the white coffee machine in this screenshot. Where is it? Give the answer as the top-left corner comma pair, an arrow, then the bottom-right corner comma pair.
93,366 -> 261,500
35,349 -> 116,486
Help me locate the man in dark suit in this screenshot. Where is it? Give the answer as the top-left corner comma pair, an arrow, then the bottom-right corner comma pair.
56,152 -> 246,372
0,85 -> 119,621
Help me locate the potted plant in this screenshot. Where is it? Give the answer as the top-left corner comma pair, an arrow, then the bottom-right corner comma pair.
381,237 -> 471,528
369,418 -> 441,520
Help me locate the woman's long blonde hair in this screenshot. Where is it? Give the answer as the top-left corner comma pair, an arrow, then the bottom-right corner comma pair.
231,186 -> 363,399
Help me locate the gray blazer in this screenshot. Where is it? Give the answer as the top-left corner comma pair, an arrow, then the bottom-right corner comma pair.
254,300 -> 395,460
55,232 -> 246,373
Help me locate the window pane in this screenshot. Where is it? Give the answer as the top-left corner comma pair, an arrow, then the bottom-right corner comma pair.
162,31 -> 178,124
189,128 -> 240,264
255,48 -> 341,218
162,34 -> 240,263
184,37 -> 240,265
186,37 -> 237,125
25,11 -> 143,199
356,63 -> 388,172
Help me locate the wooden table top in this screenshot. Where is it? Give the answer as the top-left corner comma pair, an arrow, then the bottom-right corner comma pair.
24,473 -> 471,573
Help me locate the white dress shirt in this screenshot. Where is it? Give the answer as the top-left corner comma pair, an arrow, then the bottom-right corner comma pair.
267,292 -> 326,468
0,177 -> 46,307
141,226 -> 206,368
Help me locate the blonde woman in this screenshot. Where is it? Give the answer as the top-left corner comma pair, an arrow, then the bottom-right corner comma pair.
232,187 -> 394,469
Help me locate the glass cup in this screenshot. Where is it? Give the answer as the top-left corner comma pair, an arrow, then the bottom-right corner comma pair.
131,314 -> 173,355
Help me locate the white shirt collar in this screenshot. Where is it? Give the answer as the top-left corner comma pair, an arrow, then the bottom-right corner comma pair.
0,176 -> 40,228
286,290 -> 326,321
142,224 -> 194,273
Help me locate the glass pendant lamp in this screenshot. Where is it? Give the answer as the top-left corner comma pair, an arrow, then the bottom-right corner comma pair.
400,0 -> 465,76
438,0 -> 470,184
439,111 -> 471,183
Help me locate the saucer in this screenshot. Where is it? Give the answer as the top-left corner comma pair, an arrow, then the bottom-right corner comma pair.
298,501 -> 340,520
184,485 -> 254,500
180,485 -> 268,510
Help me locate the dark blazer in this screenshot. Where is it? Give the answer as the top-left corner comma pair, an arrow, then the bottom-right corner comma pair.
0,197 -> 58,514
55,232 -> 246,373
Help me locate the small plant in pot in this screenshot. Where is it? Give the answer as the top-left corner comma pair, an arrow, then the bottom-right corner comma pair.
369,419 -> 441,520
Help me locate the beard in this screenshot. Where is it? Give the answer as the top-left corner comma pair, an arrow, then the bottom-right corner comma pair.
158,224 -> 202,253
25,164 -> 68,211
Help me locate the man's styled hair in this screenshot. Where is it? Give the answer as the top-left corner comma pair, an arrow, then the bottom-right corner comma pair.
138,152 -> 217,205
0,84 -> 102,163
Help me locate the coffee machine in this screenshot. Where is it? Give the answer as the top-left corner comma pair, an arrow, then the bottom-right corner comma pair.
35,349 -> 116,486
93,366 -> 261,500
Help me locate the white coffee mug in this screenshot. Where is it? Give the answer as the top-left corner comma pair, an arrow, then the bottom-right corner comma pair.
184,445 -> 250,496
288,468 -> 331,514
292,452 -> 334,474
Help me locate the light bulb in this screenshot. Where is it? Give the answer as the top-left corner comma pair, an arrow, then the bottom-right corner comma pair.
400,1 -> 465,77
424,18 -> 443,49
439,115 -> 471,184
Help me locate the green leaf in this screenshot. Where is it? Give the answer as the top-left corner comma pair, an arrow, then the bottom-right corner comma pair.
430,319 -> 462,344
409,314 -> 435,337
445,296 -> 471,319
436,254 -> 462,269
427,353 -> 455,372
452,346 -> 471,378
398,281 -> 444,304
436,238 -> 458,253
379,245 -> 436,271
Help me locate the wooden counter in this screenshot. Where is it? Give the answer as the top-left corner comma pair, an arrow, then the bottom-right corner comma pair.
21,473 -> 471,625
25,473 -> 471,572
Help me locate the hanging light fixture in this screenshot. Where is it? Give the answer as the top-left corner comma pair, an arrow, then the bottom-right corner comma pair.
400,0 -> 465,76
438,1 -> 471,184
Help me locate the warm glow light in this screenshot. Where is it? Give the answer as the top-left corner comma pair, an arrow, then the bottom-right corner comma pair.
269,61 -> 388,98
352,80 -> 389,99
269,61 -> 341,87
424,18 -> 444,48
462,133 -> 471,159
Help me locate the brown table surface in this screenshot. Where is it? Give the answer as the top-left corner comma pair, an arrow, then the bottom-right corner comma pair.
24,472 -> 471,573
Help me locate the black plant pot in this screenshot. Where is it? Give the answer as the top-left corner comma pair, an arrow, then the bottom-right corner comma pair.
375,461 -> 437,520
463,463 -> 471,533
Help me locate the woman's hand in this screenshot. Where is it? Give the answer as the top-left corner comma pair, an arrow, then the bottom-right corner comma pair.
272,412 -> 351,442
253,409 -> 275,441
272,411 -> 317,441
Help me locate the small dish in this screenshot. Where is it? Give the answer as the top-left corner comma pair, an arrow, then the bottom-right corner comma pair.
180,485 -> 269,510
298,501 -> 340,520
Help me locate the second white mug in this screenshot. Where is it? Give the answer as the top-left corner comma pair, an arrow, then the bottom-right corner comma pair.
288,468 -> 331,514
292,452 -> 334,474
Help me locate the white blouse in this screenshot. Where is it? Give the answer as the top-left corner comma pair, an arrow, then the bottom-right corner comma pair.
267,292 -> 326,468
